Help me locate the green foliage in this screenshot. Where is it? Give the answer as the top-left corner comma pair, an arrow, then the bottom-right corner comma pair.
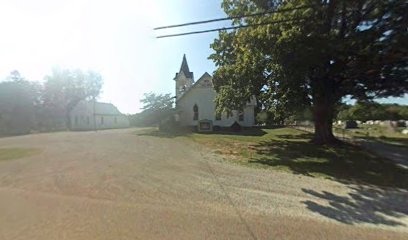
210,0 -> 408,143
0,71 -> 41,135
129,93 -> 174,127
337,102 -> 408,121
186,128 -> 408,188
41,68 -> 103,130
0,69 -> 103,134
140,92 -> 173,111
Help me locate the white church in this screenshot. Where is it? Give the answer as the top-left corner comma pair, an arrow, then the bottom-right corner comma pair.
174,55 -> 256,130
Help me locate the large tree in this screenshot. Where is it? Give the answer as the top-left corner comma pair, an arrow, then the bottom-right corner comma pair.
136,92 -> 174,126
42,68 -> 103,130
0,71 -> 41,135
210,0 -> 408,144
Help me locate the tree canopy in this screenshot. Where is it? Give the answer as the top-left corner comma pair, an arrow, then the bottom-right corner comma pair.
0,71 -> 41,135
0,68 -> 103,134
42,68 -> 103,129
129,93 -> 174,127
210,0 -> 408,144
337,102 -> 408,121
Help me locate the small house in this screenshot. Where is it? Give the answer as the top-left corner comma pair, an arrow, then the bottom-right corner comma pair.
70,100 -> 129,131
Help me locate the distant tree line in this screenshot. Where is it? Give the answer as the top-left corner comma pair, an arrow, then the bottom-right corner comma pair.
0,69 -> 103,136
255,101 -> 407,126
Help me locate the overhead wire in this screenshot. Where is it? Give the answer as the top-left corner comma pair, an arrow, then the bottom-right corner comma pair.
154,4 -> 320,39
156,17 -> 307,39
153,4 -> 319,30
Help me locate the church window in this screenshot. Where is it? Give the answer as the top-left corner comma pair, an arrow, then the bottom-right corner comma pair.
101,116 -> 104,125
114,117 -> 117,124
74,116 -> 78,125
193,104 -> 199,120
215,112 -> 221,120
86,116 -> 90,125
239,111 -> 244,121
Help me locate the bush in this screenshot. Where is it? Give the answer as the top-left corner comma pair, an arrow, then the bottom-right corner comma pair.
158,116 -> 179,132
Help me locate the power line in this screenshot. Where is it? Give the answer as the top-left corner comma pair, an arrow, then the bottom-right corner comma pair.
154,4 -> 318,30
156,18 -> 307,39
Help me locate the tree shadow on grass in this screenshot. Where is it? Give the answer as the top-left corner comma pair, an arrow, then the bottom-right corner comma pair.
301,185 -> 408,226
210,128 -> 268,136
136,128 -> 268,138
249,133 -> 408,189
136,129 -> 193,138
274,133 -> 313,140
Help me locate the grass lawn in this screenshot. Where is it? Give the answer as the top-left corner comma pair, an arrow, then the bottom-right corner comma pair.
334,124 -> 408,147
0,148 -> 41,161
138,127 -> 408,189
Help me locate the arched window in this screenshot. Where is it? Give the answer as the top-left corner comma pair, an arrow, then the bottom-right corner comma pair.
239,111 -> 244,121
215,108 -> 221,121
193,104 -> 199,120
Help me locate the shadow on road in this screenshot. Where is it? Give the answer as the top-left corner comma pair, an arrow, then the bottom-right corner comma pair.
301,186 -> 408,226
249,135 -> 408,189
357,139 -> 408,170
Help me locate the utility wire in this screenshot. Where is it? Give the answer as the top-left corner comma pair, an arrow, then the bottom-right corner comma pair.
154,4 -> 318,30
156,17 -> 307,39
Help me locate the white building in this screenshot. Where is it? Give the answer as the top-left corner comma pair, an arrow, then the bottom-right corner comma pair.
174,55 -> 256,129
70,100 -> 129,131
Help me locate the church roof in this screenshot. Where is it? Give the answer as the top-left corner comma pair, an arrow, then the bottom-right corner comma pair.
76,100 -> 124,115
174,54 -> 194,80
93,102 -> 122,115
176,72 -> 213,103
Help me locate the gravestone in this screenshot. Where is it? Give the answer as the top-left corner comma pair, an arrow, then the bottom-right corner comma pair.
344,120 -> 358,129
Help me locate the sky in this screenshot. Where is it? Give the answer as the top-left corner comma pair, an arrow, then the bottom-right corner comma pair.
0,0 -> 407,113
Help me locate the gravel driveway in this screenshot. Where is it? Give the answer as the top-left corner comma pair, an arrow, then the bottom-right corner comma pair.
0,129 -> 407,239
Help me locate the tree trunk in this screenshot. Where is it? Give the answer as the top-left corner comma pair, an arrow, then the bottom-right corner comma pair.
311,99 -> 339,145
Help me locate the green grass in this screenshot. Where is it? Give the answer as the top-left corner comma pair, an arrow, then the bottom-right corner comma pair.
334,124 -> 408,147
138,127 -> 408,189
0,148 -> 41,161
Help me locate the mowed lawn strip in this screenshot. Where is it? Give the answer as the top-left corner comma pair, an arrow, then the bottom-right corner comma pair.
0,148 -> 41,161
334,124 -> 408,147
138,127 -> 408,189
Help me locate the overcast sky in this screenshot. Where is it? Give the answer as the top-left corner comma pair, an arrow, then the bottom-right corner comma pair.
0,0 -> 406,113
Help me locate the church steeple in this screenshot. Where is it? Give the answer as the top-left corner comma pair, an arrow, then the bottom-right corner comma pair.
176,54 -> 194,80
180,54 -> 190,75
174,54 -> 194,99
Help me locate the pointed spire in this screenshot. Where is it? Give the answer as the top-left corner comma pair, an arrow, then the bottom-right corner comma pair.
176,54 -> 193,79
180,54 -> 190,74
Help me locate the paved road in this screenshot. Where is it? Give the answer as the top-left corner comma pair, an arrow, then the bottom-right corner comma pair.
0,129 -> 407,239
358,140 -> 408,169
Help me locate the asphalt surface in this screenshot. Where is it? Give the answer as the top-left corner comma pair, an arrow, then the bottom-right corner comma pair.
0,129 -> 407,239
359,139 -> 408,169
